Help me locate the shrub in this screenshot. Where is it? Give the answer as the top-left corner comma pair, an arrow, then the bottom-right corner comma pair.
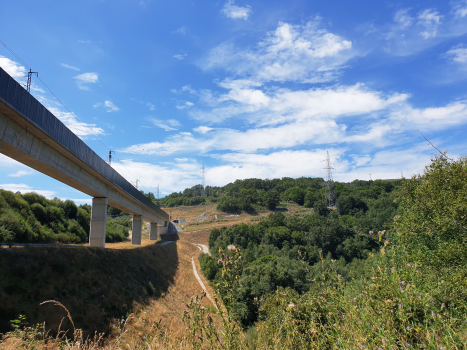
67,219 -> 87,242
77,208 -> 90,234
199,253 -> 218,280
31,203 -> 47,223
63,200 -> 78,219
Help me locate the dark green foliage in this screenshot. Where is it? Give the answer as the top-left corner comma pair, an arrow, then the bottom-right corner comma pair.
396,156 -> 467,269
63,200 -> 78,219
158,176 -> 401,218
337,195 -> 368,215
303,188 -> 322,208
262,190 -> 280,210
282,186 -> 305,205
313,200 -> 330,216
106,216 -> 130,242
207,210 -> 379,327
159,177 -> 327,211
199,253 -> 219,280
0,190 -> 131,244
30,203 -> 47,223
108,205 -> 124,216
67,219 -> 87,242
76,207 -> 90,235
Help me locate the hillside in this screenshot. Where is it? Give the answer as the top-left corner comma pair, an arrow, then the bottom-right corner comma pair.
2,156 -> 467,349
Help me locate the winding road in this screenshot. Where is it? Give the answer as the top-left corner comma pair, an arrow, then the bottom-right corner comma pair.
191,243 -> 217,308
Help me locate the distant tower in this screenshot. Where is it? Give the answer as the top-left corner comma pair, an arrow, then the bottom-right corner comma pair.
26,69 -> 38,93
157,183 -> 160,199
323,151 -> 337,208
201,164 -> 206,196
108,150 -> 115,165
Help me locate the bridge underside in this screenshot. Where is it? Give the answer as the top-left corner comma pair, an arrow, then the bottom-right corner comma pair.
0,93 -> 169,248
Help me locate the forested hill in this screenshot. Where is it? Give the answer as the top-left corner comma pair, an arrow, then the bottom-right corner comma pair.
151,176 -> 401,223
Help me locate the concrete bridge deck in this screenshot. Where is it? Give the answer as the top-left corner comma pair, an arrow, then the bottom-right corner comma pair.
0,67 -> 169,248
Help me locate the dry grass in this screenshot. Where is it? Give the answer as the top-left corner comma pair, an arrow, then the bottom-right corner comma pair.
0,204 -> 314,349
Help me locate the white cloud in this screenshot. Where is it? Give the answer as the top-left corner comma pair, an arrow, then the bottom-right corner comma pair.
221,0 -> 252,20
59,198 -> 92,205
176,101 -> 194,109
209,149 -> 348,185
147,102 -> 155,110
104,100 -> 119,112
418,9 -> 443,39
393,9 -> 413,29
453,0 -> 467,18
193,126 -> 213,134
74,72 -> 99,90
78,40 -> 91,44
111,159 -> 202,196
0,183 -> 55,198
120,88 -> 467,157
446,44 -> 467,64
172,26 -> 188,35
8,170 -> 33,177
0,55 -> 26,79
392,101 -> 467,130
60,63 -> 80,71
47,106 -> 105,137
173,52 -> 187,60
93,100 -> 120,112
149,118 -> 182,131
0,154 -> 22,167
189,83 -> 408,125
383,6 -> 467,56
201,20 -> 353,84
335,143 -> 437,182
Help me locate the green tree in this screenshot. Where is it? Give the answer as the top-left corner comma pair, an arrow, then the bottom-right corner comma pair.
283,186 -> 305,206
395,156 -> 467,268
63,200 -> 78,219
262,190 -> 280,210
0,224 -> 14,246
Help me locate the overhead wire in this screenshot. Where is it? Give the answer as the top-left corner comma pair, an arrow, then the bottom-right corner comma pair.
0,38 -> 155,194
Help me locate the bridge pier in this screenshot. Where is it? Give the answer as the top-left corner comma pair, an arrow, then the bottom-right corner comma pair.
150,223 -> 158,241
89,197 -> 108,248
132,215 -> 142,245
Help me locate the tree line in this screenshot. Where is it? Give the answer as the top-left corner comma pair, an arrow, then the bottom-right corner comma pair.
0,191 -> 131,245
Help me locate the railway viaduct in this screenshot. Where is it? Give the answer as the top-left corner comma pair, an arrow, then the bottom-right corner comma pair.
0,68 -> 170,248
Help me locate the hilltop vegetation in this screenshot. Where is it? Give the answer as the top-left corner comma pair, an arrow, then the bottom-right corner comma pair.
156,175 -> 401,221
0,191 -> 130,245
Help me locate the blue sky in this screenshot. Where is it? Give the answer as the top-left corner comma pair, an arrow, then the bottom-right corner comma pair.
1,0 -> 467,203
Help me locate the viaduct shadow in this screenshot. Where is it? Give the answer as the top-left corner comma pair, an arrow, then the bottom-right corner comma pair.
0,242 -> 178,338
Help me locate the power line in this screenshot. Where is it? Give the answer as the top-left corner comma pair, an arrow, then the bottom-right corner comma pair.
0,38 -> 31,69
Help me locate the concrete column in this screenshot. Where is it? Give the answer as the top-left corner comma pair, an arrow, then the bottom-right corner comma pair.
150,223 -> 158,241
132,215 -> 142,245
89,197 -> 108,248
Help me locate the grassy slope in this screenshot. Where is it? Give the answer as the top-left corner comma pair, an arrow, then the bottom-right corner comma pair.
0,205 -> 301,344
0,240 -> 194,338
